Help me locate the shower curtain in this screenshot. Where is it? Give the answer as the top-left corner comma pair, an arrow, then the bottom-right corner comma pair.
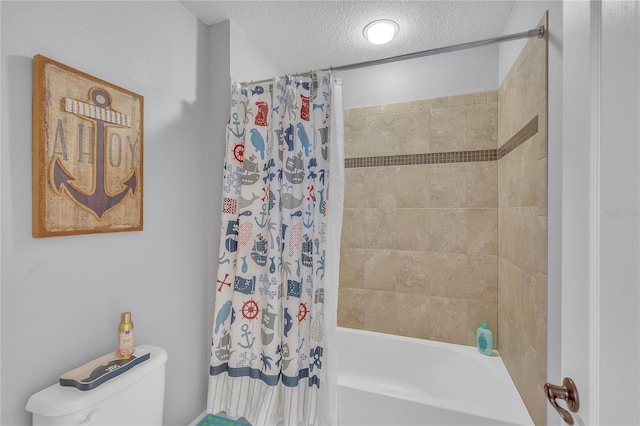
208,72 -> 343,426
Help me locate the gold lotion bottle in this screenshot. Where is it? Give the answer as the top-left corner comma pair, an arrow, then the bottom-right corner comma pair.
116,312 -> 134,358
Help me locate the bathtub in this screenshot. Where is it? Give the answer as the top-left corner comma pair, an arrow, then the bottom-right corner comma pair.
337,327 -> 534,425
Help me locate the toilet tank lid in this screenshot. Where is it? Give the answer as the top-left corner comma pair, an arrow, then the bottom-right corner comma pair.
25,345 -> 168,418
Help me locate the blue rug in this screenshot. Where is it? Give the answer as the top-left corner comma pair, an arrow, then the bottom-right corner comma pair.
197,413 -> 251,426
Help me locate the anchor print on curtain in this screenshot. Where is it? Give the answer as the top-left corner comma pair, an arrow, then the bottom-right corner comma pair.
209,72 -> 332,426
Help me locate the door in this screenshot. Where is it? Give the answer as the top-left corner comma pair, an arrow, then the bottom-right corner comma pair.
561,1 -> 640,424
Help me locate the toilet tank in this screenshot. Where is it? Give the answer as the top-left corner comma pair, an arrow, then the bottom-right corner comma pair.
25,345 -> 168,426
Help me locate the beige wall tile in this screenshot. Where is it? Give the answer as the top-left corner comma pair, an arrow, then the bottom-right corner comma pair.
502,260 -> 522,321
467,255 -> 498,302
498,147 -> 524,208
497,315 -> 511,357
467,162 -> 498,208
370,111 -> 429,156
487,90 -> 498,103
396,250 -> 432,295
497,257 -> 509,326
517,338 -> 543,426
497,208 -> 511,262
364,114 -> 398,157
497,157 -> 509,209
520,40 -> 547,121
413,97 -> 448,110
428,297 -> 468,345
536,273 -> 547,334
467,102 -> 498,150
497,20 -> 548,425
498,72 -> 523,146
344,168 -> 365,208
430,163 -> 467,208
396,209 -> 430,251
428,209 -> 467,253
364,167 -> 397,208
397,293 -> 431,339
514,207 -> 538,277
364,291 -> 398,335
429,252 -> 469,299
520,140 -> 540,207
338,287 -> 365,329
537,157 -> 548,216
519,273 -> 545,360
339,247 -> 364,289
530,103 -> 548,161
449,92 -> 487,106
507,313 -> 546,426
364,249 -> 397,292
467,209 -> 497,255
396,165 -> 431,208
341,208 -> 365,248
381,101 -> 413,114
344,115 -> 373,158
537,215 -> 547,274
350,105 -> 381,117
518,271 -> 537,337
364,208 -> 397,249
393,110 -> 431,155
532,381 -> 548,426
430,106 -> 467,152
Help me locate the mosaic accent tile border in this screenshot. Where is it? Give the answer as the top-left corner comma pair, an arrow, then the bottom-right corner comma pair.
344,115 -> 538,169
497,115 -> 539,160
345,150 -> 497,168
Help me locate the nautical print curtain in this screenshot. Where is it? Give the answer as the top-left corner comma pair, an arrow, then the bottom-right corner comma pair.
208,72 -> 338,426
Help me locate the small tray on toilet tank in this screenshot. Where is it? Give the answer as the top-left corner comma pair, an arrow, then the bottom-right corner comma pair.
59,348 -> 150,391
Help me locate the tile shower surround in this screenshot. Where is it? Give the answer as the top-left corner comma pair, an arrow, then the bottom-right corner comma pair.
339,104 -> 538,346
496,13 -> 548,426
339,20 -> 548,423
339,90 -> 500,347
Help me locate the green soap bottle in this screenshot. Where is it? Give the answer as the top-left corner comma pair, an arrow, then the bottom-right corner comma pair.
477,322 -> 493,356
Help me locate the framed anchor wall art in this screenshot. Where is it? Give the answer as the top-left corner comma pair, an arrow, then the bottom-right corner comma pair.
32,55 -> 143,237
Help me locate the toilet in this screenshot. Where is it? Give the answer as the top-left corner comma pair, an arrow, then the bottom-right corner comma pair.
25,345 -> 168,425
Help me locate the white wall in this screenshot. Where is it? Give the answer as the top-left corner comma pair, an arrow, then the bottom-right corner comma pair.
230,20 -> 285,84
1,2 -> 211,424
498,2 -> 563,424
337,44 -> 499,109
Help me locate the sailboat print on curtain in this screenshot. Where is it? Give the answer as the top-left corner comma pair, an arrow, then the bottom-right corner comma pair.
209,72 -> 333,426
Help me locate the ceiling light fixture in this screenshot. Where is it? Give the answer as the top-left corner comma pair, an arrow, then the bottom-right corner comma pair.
363,19 -> 399,45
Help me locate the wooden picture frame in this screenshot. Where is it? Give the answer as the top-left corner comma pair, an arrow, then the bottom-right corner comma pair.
32,55 -> 143,237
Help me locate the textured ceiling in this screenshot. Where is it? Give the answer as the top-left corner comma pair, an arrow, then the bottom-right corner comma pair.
180,1 -> 516,73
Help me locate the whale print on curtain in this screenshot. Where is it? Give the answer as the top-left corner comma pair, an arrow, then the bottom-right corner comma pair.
209,72 -> 334,426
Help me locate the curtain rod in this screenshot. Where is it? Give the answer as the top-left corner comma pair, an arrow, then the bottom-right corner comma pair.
241,26 -> 545,86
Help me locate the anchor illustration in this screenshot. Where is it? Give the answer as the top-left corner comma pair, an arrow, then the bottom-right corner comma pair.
303,204 -> 313,229
51,88 -> 138,219
229,112 -> 244,138
255,204 -> 267,228
238,324 -> 255,349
